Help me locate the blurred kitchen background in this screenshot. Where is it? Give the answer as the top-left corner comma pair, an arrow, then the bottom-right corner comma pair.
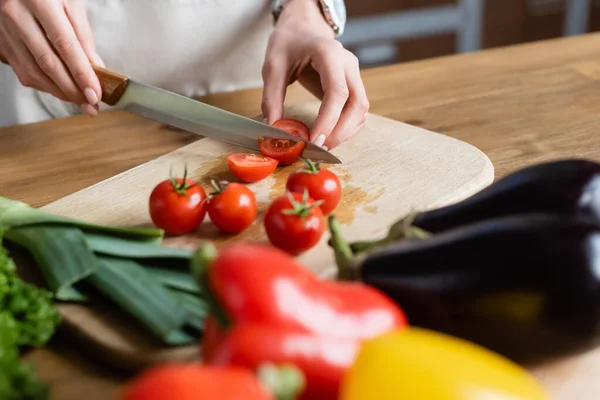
340,0 -> 599,68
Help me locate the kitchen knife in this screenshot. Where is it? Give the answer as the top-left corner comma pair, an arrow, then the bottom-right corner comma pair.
93,66 -> 342,164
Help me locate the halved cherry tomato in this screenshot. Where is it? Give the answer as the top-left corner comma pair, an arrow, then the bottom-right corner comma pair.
227,153 -> 278,183
207,180 -> 257,233
149,167 -> 207,235
286,158 -> 342,215
264,190 -> 325,255
258,118 -> 311,166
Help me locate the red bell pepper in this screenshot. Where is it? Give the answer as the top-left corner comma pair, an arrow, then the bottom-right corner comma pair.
204,320 -> 363,400
193,243 -> 408,400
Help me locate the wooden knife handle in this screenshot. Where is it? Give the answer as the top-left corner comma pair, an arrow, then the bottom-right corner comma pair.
0,57 -> 128,106
93,65 -> 129,106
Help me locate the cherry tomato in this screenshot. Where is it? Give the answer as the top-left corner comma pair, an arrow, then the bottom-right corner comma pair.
264,190 -> 325,255
149,167 -> 207,235
121,363 -> 274,400
227,153 -> 278,183
258,118 -> 311,166
207,180 -> 258,233
286,158 -> 342,215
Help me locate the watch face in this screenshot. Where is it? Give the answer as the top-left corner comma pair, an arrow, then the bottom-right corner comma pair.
332,0 -> 347,23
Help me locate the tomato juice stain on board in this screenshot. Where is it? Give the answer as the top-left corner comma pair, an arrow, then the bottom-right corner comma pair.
364,205 -> 379,214
265,164 -> 384,225
194,156 -> 236,187
335,186 -> 386,225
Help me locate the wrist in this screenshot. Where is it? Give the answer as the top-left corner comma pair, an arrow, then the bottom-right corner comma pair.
276,0 -> 336,39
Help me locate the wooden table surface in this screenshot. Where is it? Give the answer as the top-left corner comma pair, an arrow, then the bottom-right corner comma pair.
4,32 -> 600,399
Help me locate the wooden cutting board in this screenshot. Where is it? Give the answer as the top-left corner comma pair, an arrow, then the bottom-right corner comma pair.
39,101 -> 494,372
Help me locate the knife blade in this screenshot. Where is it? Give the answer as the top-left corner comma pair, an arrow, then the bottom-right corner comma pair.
93,66 -> 341,164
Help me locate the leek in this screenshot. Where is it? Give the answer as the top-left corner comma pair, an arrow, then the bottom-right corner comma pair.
0,197 -> 163,241
174,291 -> 208,332
85,233 -> 193,259
0,196 -> 209,346
145,267 -> 202,295
88,257 -> 189,343
5,227 -> 94,301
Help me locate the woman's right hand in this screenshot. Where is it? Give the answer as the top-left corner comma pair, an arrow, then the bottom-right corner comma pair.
0,0 -> 102,116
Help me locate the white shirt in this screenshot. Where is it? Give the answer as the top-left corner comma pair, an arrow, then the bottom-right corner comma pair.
0,0 -> 273,127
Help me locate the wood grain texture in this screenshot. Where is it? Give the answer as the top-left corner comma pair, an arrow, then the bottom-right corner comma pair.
5,32 -> 600,400
93,66 -> 130,106
37,101 -> 493,371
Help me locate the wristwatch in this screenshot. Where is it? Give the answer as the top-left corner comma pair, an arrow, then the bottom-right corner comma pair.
272,0 -> 347,37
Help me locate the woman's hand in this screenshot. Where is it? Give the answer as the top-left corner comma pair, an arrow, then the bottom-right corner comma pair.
261,0 -> 369,150
0,0 -> 102,116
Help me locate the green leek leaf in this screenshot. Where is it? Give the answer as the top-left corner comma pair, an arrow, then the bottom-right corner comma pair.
0,197 -> 163,241
172,291 -> 208,332
145,267 -> 201,295
87,257 -> 189,343
85,233 -> 193,259
5,226 -> 96,301
163,328 -> 200,345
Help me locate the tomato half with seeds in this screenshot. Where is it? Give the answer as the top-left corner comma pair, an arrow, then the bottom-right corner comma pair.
207,181 -> 258,234
264,191 -> 325,255
258,118 -> 311,166
227,153 -> 278,183
286,158 -> 342,215
149,167 -> 207,235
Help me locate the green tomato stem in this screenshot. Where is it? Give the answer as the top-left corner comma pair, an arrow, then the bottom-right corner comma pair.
281,190 -> 324,219
298,157 -> 321,175
328,215 -> 362,281
190,243 -> 231,329
257,362 -> 306,400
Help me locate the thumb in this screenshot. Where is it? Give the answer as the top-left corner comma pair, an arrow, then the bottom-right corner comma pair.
261,61 -> 288,124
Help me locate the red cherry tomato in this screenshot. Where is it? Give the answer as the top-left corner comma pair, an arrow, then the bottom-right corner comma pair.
258,118 -> 311,166
207,181 -> 258,233
121,363 -> 274,400
227,153 -> 278,183
149,168 -> 207,235
264,191 -> 325,255
286,158 -> 342,215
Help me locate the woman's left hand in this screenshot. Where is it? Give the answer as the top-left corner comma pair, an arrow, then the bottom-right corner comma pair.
261,0 -> 369,150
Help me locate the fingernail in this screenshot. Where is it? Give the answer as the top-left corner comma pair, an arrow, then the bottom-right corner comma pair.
313,134 -> 327,147
262,117 -> 268,123
84,87 -> 98,105
322,145 -> 329,151
80,103 -> 98,117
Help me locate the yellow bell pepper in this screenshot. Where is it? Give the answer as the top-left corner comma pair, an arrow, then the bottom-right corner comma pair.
340,327 -> 549,400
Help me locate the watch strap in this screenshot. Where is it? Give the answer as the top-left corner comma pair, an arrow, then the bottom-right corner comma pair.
272,0 -> 346,37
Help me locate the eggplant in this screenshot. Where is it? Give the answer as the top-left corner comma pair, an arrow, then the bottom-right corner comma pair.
345,159 -> 600,254
414,158 -> 600,230
329,214 -> 600,362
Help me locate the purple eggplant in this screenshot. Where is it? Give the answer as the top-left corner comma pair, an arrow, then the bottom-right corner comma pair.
329,213 -> 600,362
346,158 -> 600,253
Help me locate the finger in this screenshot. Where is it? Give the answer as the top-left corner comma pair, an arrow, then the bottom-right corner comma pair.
310,53 -> 349,147
0,29 -> 9,64
324,59 -> 370,149
30,0 -> 101,105
261,59 -> 288,124
0,23 -> 15,65
3,3 -> 88,105
0,20 -> 70,102
65,0 -> 104,68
